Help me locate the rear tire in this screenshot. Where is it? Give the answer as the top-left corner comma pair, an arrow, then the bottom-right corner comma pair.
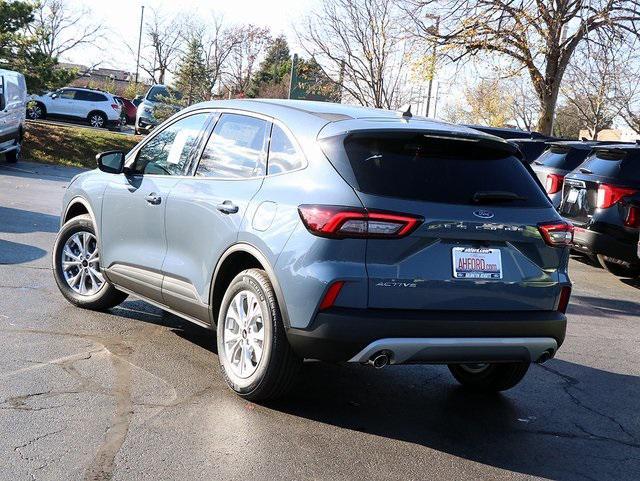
217,269 -> 301,401
52,214 -> 128,310
88,111 -> 107,129
5,146 -> 20,163
597,254 -> 640,278
448,362 -> 530,392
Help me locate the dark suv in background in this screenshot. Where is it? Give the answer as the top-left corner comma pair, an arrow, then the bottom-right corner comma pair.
532,141 -> 600,208
559,144 -> 640,277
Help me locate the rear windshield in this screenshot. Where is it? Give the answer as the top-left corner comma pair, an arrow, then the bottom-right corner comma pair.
535,146 -> 588,170
580,150 -> 640,182
321,132 -> 550,207
147,86 -> 182,103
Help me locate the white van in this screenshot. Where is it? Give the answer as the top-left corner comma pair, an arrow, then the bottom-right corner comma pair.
0,69 -> 27,163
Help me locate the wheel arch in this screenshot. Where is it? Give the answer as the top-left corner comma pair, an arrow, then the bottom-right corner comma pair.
62,197 -> 97,228
210,243 -> 290,328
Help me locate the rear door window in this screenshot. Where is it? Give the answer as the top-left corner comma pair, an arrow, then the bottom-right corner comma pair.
322,132 -> 549,207
196,113 -> 268,178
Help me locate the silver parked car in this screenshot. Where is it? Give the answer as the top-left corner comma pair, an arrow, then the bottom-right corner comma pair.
54,100 -> 572,401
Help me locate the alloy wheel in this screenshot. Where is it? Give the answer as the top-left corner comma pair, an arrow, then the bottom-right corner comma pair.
61,231 -> 104,295
90,114 -> 105,128
28,106 -> 42,119
222,290 -> 265,379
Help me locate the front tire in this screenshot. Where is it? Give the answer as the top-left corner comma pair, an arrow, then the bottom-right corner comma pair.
448,362 -> 530,392
217,269 -> 301,401
52,214 -> 128,310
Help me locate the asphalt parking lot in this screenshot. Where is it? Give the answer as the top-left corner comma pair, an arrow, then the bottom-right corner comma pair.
1,161 -> 639,481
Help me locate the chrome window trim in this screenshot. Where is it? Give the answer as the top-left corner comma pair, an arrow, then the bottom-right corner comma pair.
125,107 -> 309,181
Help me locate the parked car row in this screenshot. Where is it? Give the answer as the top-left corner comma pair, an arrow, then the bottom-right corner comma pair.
25,84 -> 183,134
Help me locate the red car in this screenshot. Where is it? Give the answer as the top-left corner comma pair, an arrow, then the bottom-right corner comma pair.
114,96 -> 137,125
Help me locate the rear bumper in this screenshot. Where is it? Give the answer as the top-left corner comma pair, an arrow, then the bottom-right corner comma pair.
572,226 -> 639,264
286,308 -> 567,363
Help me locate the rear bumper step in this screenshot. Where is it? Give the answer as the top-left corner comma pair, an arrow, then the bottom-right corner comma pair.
348,337 -> 557,365
286,308 -> 566,362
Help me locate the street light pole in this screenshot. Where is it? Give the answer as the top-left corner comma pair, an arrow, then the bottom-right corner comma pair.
424,15 -> 439,118
135,5 -> 145,86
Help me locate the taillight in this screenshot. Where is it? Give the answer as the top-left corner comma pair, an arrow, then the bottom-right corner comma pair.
318,281 -> 345,310
111,103 -> 120,111
626,205 -> 640,228
545,173 -> 564,194
538,221 -> 574,246
596,184 -> 638,209
557,286 -> 571,313
298,205 -> 422,239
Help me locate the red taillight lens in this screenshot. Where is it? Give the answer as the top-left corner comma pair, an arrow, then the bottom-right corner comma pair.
111,103 -> 120,111
538,221 -> 574,246
319,281 -> 345,310
298,205 -> 422,239
557,286 -> 571,313
545,173 -> 564,194
626,206 -> 640,228
596,184 -> 638,209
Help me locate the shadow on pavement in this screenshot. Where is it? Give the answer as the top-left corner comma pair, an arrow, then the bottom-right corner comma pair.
0,206 -> 59,234
265,359 -> 640,481
572,294 -> 640,319
0,238 -> 48,264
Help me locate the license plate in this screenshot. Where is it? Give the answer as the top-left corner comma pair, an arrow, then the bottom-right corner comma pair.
452,247 -> 502,279
566,188 -> 579,203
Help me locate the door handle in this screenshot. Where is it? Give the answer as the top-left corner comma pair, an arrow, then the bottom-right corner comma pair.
145,193 -> 161,205
216,200 -> 239,214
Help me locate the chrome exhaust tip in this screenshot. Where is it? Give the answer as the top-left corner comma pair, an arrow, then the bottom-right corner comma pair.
367,351 -> 390,369
536,349 -> 554,364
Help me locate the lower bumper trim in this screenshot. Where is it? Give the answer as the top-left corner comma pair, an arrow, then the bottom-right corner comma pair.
348,337 -> 557,364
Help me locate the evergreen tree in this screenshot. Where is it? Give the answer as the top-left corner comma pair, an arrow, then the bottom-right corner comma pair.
247,36 -> 291,98
174,37 -> 208,105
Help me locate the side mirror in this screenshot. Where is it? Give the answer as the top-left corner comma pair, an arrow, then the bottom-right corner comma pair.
51,93 -> 58,99
96,151 -> 125,174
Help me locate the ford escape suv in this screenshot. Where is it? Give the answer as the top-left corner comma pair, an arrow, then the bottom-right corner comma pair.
53,100 -> 572,401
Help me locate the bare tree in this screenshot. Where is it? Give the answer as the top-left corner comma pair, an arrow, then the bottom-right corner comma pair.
139,9 -> 184,84
404,0 -> 640,135
28,0 -> 104,59
562,43 -> 629,139
221,24 -> 271,96
509,76 -> 540,131
297,0 -> 410,109
198,16 -> 243,99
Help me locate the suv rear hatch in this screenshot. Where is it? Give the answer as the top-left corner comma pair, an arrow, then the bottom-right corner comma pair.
532,143 -> 596,196
320,127 -> 567,311
559,146 -> 640,227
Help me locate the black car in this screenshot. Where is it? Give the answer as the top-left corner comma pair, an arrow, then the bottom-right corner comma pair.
509,138 -> 550,163
559,144 -> 640,277
532,141 -> 600,207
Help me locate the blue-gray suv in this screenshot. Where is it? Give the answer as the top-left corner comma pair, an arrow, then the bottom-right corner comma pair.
53,100 -> 573,400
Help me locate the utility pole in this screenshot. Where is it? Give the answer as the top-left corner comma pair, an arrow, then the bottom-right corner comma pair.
135,5 -> 145,86
288,54 -> 298,99
424,15 -> 439,118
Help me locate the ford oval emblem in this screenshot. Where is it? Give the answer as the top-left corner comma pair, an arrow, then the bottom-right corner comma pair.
473,209 -> 494,219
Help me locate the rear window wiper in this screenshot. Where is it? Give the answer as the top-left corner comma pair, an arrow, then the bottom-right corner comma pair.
472,190 -> 527,203
579,167 -> 593,174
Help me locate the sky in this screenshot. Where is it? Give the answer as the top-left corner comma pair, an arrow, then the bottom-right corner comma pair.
67,0 -> 315,72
